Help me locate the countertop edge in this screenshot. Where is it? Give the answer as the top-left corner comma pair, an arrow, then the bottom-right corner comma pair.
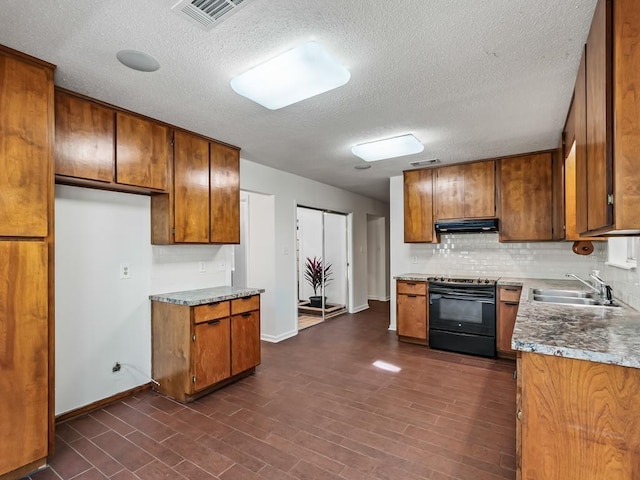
149,287 -> 265,306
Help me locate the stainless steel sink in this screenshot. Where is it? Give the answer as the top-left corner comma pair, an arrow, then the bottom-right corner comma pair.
531,288 -> 594,299
530,288 -> 619,307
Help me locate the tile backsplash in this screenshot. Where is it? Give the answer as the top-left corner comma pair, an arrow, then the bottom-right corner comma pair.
406,233 -> 639,311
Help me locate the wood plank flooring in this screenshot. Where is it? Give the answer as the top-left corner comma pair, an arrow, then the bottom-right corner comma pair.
26,301 -> 516,480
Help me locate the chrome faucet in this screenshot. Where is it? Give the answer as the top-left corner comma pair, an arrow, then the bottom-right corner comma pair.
565,273 -> 615,305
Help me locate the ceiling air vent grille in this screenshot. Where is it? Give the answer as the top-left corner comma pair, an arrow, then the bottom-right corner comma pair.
172,0 -> 254,30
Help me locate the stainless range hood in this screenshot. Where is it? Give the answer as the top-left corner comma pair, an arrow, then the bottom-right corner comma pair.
434,218 -> 499,234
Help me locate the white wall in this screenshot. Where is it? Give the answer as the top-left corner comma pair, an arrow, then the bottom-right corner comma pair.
55,185 -> 232,415
389,175 -> 640,329
241,159 -> 390,342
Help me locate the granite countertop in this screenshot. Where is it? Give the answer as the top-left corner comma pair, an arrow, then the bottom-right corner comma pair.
394,273 -> 640,369
507,278 -> 640,369
149,286 -> 265,306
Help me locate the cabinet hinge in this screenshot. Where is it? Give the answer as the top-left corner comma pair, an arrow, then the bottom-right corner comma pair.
172,228 -> 176,235
192,376 -> 196,383
192,334 -> 195,342
607,194 -> 614,206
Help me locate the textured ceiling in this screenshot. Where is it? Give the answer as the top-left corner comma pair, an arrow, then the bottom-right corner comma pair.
0,0 -> 597,202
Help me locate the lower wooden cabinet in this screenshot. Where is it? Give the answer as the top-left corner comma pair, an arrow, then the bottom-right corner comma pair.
396,280 -> 428,344
517,352 -> 640,479
151,295 -> 260,403
496,286 -> 522,358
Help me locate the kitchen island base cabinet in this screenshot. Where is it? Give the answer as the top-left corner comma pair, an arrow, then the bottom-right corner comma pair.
497,286 -> 522,359
518,352 -> 640,479
151,295 -> 260,403
396,280 -> 428,345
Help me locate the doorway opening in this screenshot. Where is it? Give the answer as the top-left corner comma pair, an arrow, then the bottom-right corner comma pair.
296,206 -> 349,330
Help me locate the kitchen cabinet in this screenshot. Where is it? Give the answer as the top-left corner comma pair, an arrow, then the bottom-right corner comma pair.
54,89 -> 170,194
517,352 -> 640,479
403,169 -> 434,243
498,152 -> 559,241
0,46 -> 54,480
496,286 -> 521,358
580,0 -> 640,235
151,295 -> 260,403
151,132 -> 240,245
434,160 -> 495,220
396,280 -> 428,344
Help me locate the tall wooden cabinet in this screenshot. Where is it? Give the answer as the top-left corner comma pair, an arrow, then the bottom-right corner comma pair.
580,0 -> 640,235
0,45 -> 54,479
151,132 -> 240,245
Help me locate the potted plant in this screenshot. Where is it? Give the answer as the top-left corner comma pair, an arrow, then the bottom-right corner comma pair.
304,256 -> 333,308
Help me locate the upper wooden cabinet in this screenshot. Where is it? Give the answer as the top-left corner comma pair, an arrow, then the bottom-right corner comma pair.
0,48 -> 53,237
210,142 -> 240,244
151,131 -> 240,245
498,152 -> 557,242
54,90 -> 169,194
434,161 -> 495,220
55,90 -> 114,183
579,0 -> 640,235
404,169 -> 434,243
115,112 -> 170,191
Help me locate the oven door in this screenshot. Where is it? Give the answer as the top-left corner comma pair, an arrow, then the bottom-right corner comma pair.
428,283 -> 496,336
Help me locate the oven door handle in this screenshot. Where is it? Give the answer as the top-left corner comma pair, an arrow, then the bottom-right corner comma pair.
430,293 -> 495,304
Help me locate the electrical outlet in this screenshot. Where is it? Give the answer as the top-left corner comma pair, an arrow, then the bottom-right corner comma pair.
411,256 -> 418,264
199,261 -> 206,273
218,262 -> 226,272
112,362 -> 121,373
120,263 -> 131,279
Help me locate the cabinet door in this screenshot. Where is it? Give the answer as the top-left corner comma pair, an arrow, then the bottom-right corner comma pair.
54,91 -> 114,183
464,161 -> 495,218
0,242 -> 48,475
499,153 -> 553,241
192,318 -> 230,392
210,142 -> 240,244
0,52 -> 52,237
434,165 -> 464,220
174,131 -> 210,243
404,169 -> 433,243
397,294 -> 427,340
115,112 -> 170,191
497,287 -> 521,356
231,311 -> 261,375
585,0 -> 613,231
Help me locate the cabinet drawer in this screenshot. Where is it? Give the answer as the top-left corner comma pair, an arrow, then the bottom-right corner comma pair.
499,287 -> 522,303
193,301 -> 230,324
231,295 -> 260,315
397,281 -> 427,295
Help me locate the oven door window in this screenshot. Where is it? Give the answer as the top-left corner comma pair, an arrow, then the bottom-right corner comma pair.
440,297 -> 482,324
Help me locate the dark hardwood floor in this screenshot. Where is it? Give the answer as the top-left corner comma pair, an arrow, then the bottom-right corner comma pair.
27,301 -> 516,480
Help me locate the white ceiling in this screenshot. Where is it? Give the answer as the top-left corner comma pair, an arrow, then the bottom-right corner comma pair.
0,0 -> 597,203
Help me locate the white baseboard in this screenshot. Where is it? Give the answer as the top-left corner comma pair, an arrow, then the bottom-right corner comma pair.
350,303 -> 370,314
368,295 -> 390,302
261,328 -> 298,343
387,325 -> 397,331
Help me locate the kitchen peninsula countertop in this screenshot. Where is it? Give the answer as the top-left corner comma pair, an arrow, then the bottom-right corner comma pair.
394,274 -> 640,369
150,286 -> 265,306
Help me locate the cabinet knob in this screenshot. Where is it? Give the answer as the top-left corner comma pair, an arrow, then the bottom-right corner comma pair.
192,334 -> 196,342
192,376 -> 196,383
516,409 -> 523,421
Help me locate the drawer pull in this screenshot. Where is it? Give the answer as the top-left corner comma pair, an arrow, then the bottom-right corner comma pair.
207,319 -> 221,326
503,301 -> 520,306
504,288 -> 520,292
408,294 -> 417,298
406,282 -> 416,286
241,313 -> 252,318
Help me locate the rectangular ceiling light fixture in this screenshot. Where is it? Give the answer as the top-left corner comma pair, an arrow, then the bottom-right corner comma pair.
230,41 -> 351,110
352,134 -> 424,162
